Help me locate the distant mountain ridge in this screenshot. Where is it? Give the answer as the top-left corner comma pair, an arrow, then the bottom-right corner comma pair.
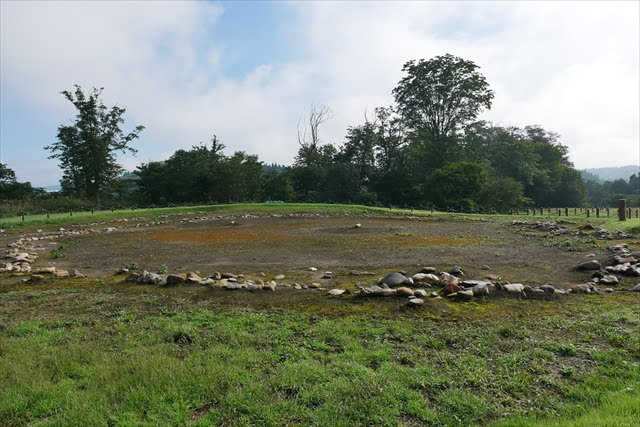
581,165 -> 639,182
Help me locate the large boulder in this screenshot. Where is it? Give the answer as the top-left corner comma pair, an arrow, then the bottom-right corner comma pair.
379,272 -> 408,287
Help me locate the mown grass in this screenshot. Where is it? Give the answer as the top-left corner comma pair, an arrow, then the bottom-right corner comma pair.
2,202 -> 637,234
0,286 -> 638,426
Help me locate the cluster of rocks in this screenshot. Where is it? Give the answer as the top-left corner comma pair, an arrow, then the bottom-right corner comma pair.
512,220 -> 633,240
574,243 -> 640,293
344,267 -> 579,304
123,269 -> 328,293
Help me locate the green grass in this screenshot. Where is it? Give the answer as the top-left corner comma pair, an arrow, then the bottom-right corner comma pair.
0,286 -> 638,426
2,202 -> 638,234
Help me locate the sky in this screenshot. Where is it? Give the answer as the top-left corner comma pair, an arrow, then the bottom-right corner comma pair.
1,0 -> 639,187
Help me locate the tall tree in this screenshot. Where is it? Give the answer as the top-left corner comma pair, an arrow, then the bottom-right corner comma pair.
46,85 -> 144,206
295,104 -> 333,167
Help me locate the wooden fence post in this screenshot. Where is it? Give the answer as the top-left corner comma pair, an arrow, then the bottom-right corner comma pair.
618,199 -> 626,221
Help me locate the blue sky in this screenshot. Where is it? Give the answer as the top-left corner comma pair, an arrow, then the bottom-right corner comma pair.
1,0 -> 638,187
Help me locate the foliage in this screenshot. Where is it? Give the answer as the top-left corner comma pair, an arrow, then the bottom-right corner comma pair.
45,85 -> 144,205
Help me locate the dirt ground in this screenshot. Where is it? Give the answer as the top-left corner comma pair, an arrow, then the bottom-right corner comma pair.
5,212 -> 624,288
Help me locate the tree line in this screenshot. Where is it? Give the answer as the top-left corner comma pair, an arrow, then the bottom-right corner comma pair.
2,54 -> 638,213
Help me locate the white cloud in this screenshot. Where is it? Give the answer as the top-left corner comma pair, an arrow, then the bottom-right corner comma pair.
1,0 -> 638,186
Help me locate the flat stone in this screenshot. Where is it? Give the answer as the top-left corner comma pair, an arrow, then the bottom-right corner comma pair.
328,289 -> 346,296
539,284 -> 556,294
420,267 -> 437,274
457,289 -> 474,300
408,298 -> 424,306
632,284 -> 640,292
54,270 -> 70,278
166,274 -> 186,286
442,282 -> 460,295
274,274 -> 285,280
503,283 -> 524,294
412,273 -> 439,285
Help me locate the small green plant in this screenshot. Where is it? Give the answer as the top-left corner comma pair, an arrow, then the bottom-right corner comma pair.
51,246 -> 65,259
124,261 -> 140,270
86,261 -> 94,268
558,343 -> 577,357
174,265 -> 184,271
95,279 -> 103,285
157,265 -> 168,274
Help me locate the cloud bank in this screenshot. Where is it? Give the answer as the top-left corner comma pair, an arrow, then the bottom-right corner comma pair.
1,1 -> 638,186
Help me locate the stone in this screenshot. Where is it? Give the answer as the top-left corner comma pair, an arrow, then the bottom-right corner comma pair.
137,270 -> 161,285
185,272 -> 202,284
412,273 -> 439,285
450,266 -> 464,277
221,272 -> 237,279
274,274 -> 285,280
328,289 -> 346,296
246,283 -> 261,291
309,283 -> 321,289
523,285 -> 535,295
603,288 -> 614,293
293,284 -> 302,290
442,282 -> 460,295
166,274 -> 186,286
457,289 -> 474,300
29,274 -> 45,282
408,298 -> 424,306
308,267 -> 318,271
481,265 -> 490,270
503,283 -> 525,294
69,269 -> 85,278
632,284 -> 640,292
403,277 -> 414,287
264,282 -> 276,291
430,291 -> 438,298
472,283 -> 489,296
323,271 -> 333,279
413,289 -> 427,298
379,272 -> 407,287
35,267 -> 56,274
570,282 -> 596,294
396,287 -> 414,297
420,267 -> 437,274
539,284 -> 556,294
202,278 -> 216,285
54,270 -> 70,278
485,274 -> 501,281
354,223 -> 362,228
599,275 -> 618,285
439,272 -> 459,287
576,260 -> 601,270
349,270 -> 375,276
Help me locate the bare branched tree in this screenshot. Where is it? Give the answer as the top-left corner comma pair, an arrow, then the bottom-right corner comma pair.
295,104 -> 333,167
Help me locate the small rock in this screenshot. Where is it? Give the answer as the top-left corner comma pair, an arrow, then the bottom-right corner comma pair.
396,287 -> 414,297
457,289 -> 474,300
35,267 -> 56,274
308,283 -> 321,289
632,284 -> 640,292
166,274 -> 186,286
349,270 -> 375,276
430,291 -> 439,298
29,274 -> 45,282
420,267 -> 437,274
328,289 -> 346,296
481,265 -> 490,270
412,273 -> 439,285
603,288 -> 614,293
408,298 -> 424,306
221,272 -> 237,279
185,272 -> 202,284
308,267 -> 317,271
472,283 -> 489,296
354,223 -> 362,228
274,274 -> 285,280
323,271 -> 333,279
576,260 -> 601,270
450,266 -> 464,277
439,272 -> 459,287
442,282 -> 460,295
413,289 -> 427,298
503,283 -> 524,294
54,270 -> 70,278
599,275 -> 618,285
539,284 -> 556,294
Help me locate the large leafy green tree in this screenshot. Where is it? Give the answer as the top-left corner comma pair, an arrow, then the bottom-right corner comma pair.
46,85 -> 144,206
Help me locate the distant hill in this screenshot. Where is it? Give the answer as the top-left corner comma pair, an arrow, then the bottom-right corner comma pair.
581,165 -> 639,182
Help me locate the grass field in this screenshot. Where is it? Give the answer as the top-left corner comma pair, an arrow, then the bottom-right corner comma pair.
0,283 -> 638,426
1,203 -> 639,426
